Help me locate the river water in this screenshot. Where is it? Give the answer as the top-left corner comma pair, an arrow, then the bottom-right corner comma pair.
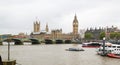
0,42 -> 120,65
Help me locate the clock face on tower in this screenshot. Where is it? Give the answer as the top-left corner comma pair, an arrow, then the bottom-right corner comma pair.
73,22 -> 78,25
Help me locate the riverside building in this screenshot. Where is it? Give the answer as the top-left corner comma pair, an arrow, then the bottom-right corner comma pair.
30,14 -> 80,40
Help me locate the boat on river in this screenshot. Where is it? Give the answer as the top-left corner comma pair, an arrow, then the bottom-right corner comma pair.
97,42 -> 112,55
106,44 -> 120,58
97,42 -> 120,58
66,48 -> 84,51
82,42 -> 101,48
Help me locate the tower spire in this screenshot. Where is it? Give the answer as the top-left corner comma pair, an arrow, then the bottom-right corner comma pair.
75,13 -> 77,19
73,14 -> 78,23
46,23 -> 49,32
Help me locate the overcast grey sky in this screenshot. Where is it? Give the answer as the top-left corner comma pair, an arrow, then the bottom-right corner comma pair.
0,0 -> 120,35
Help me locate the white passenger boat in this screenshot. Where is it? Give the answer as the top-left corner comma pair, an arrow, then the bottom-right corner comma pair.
97,42 -> 120,58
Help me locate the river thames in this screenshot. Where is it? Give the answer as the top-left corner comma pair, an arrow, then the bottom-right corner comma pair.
0,42 -> 120,65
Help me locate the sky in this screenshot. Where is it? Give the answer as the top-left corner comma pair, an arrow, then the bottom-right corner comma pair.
0,0 -> 120,35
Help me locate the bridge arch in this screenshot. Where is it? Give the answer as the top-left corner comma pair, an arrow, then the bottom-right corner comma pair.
55,39 -> 63,44
64,40 -> 72,44
12,38 -> 23,45
45,39 -> 53,44
29,38 -> 40,44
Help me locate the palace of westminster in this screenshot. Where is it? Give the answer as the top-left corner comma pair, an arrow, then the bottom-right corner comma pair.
30,14 -> 120,40
0,14 -> 119,41
31,14 -> 79,40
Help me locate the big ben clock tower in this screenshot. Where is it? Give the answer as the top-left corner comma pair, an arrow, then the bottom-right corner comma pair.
73,14 -> 79,39
73,14 -> 78,35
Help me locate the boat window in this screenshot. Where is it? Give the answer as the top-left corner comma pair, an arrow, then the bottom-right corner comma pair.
108,46 -> 111,47
112,46 -> 116,48
117,46 -> 120,48
101,45 -> 107,47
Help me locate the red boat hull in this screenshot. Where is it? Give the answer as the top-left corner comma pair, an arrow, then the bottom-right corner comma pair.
107,53 -> 120,59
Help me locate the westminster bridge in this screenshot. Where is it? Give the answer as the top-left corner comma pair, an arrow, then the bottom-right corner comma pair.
0,38 -> 82,45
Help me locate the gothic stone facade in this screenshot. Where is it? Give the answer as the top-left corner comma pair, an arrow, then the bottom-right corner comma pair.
31,14 -> 79,40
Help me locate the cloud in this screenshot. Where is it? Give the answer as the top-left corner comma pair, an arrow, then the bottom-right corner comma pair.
0,0 -> 120,35
79,1 -> 120,29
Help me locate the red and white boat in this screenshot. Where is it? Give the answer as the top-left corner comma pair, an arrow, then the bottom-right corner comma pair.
82,42 -> 101,48
97,43 -> 120,59
107,44 -> 120,58
96,42 -> 112,55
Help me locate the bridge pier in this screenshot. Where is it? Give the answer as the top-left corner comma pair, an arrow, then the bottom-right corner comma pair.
2,60 -> 16,65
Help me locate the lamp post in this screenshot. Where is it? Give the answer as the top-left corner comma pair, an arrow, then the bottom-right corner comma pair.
7,38 -> 11,61
2,37 -> 16,65
103,37 -> 106,56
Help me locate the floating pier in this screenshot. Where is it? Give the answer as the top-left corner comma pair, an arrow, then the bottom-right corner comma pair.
2,60 -> 16,65
0,42 -> 2,45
